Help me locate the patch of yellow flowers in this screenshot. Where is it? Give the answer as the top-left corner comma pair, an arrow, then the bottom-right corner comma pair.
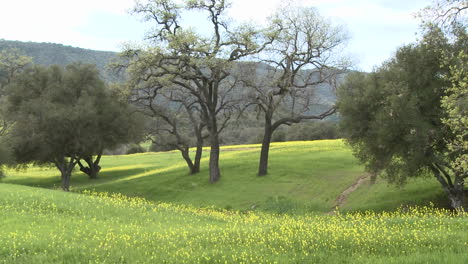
0,188 -> 466,263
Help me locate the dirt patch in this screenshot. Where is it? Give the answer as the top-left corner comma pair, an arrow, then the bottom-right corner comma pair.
327,174 -> 370,215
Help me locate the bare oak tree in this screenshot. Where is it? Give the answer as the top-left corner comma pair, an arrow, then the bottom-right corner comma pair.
242,7 -> 349,176
121,0 -> 274,182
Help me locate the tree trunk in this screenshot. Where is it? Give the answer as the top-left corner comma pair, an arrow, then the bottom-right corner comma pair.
448,192 -> 464,211
55,157 -> 76,192
85,155 -> 101,180
450,174 -> 465,212
78,159 -> 98,179
258,130 -> 273,176
430,164 -> 466,212
258,116 -> 273,176
180,147 -> 196,174
209,132 -> 221,183
192,140 -> 203,174
205,108 -> 221,183
61,170 -> 71,192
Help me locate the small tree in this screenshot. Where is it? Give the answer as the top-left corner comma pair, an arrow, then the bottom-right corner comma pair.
5,64 -> 141,190
242,6 -> 349,176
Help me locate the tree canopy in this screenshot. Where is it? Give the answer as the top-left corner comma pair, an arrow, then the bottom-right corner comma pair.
120,0 -> 273,183
4,63 -> 142,190
337,26 -> 466,210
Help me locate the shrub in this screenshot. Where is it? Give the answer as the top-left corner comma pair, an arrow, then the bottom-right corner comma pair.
126,144 -> 145,154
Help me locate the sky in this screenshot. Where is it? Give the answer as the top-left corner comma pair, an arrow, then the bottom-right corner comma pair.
0,0 -> 433,71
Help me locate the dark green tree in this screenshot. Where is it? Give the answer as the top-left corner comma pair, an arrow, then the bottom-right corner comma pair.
0,48 -> 32,135
337,27 -> 466,210
0,48 -> 32,178
5,64 -> 141,190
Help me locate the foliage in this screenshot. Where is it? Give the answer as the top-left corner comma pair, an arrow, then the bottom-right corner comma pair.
240,5 -> 348,175
126,144 -> 146,154
149,141 -> 176,152
287,121 -> 341,141
0,48 -> 32,180
423,0 -> 468,189
4,64 -> 142,190
0,40 -> 119,82
121,0 -> 272,183
337,27 -> 466,209
442,49 -> 468,180
0,183 -> 466,263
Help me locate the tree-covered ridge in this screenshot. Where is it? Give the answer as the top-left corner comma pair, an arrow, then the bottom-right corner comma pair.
0,39 -> 119,82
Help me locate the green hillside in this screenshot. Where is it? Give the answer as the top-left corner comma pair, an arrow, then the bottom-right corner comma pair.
1,140 -> 451,213
0,39 -> 119,82
0,183 -> 466,263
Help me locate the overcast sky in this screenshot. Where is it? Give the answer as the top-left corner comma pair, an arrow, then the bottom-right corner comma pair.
0,0 -> 432,71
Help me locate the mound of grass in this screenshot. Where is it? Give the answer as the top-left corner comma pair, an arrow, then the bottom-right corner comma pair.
0,184 -> 466,263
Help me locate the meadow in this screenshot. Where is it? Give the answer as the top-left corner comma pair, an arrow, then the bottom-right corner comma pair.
1,140 -> 466,263
1,140 -> 449,213
1,183 -> 467,264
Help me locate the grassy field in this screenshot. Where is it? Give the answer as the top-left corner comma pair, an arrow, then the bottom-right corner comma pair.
1,140 -> 450,213
1,183 -> 466,264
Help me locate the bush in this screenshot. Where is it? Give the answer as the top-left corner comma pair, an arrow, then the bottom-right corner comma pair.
149,142 -> 175,152
286,121 -> 341,141
126,144 -> 145,154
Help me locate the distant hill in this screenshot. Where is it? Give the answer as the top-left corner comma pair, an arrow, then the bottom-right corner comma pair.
0,39 -> 120,82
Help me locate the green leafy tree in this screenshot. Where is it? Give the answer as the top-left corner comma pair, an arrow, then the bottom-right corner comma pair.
337,27 -> 466,210
0,48 -> 32,178
422,0 -> 468,207
441,49 -> 467,192
0,48 -> 32,135
5,64 -> 141,190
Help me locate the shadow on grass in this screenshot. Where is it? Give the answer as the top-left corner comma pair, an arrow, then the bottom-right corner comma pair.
3,167 -> 155,190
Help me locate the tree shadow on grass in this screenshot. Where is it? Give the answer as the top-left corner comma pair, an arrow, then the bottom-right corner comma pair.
3,167 -> 154,190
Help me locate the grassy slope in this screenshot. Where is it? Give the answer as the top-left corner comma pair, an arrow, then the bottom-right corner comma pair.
1,184 -> 466,264
2,139 -> 453,213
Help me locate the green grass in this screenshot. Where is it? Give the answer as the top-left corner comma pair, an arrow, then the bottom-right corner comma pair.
1,184 -> 466,264
1,139 -> 454,213
342,176 -> 451,212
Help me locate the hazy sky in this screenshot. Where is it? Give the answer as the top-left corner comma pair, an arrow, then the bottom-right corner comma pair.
0,0 -> 432,71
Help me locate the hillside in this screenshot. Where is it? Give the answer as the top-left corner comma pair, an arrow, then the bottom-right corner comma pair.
0,39 -> 120,82
1,140 -> 451,213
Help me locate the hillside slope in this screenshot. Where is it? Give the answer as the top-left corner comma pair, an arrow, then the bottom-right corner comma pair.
0,39 -> 119,81
2,140 -> 452,213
